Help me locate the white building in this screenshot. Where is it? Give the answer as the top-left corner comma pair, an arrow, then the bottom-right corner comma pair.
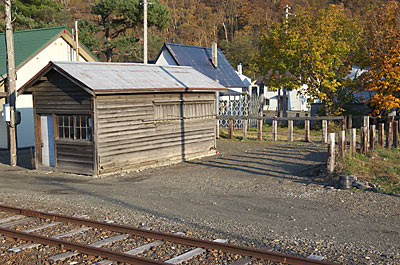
0,27 -> 97,149
254,77 -> 310,116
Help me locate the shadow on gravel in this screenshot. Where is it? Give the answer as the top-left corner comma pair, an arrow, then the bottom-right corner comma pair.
186,144 -> 328,185
35,179 -> 265,246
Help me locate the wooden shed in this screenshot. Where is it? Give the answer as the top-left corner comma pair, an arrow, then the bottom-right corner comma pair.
19,61 -> 225,175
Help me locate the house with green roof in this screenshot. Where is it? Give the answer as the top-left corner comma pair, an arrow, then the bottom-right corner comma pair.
0,27 -> 98,149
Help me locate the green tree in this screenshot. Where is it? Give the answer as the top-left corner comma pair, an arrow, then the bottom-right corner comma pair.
84,0 -> 170,62
259,5 -> 361,115
0,0 -> 66,31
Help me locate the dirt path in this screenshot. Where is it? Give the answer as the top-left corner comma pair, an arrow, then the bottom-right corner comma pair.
0,140 -> 399,264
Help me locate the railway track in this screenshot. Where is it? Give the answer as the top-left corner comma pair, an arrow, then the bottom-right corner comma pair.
0,204 -> 337,265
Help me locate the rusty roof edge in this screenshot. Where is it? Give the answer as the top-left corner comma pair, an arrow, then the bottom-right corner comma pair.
18,62 -> 53,95
93,87 -> 226,94
51,64 -> 95,96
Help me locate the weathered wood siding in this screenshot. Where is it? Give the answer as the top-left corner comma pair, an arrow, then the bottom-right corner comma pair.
33,70 -> 94,175
34,71 -> 91,115
96,93 -> 216,173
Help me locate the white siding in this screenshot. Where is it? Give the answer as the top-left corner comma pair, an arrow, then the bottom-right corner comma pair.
155,49 -> 178,65
0,37 -> 89,149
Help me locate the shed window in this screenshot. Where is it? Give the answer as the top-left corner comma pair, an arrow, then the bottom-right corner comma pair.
58,115 -> 92,140
153,100 -> 214,120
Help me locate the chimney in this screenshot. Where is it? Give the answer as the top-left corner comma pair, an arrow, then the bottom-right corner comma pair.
237,63 -> 242,75
212,41 -> 218,67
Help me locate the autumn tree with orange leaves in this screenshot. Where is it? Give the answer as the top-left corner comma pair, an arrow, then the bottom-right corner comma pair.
359,1 -> 400,116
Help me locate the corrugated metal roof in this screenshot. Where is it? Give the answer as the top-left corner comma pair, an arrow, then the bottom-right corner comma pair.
47,61 -> 225,93
159,43 -> 245,89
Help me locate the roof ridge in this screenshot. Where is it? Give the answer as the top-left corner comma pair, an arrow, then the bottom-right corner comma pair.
0,26 -> 66,35
165,42 -> 220,51
51,61 -> 194,69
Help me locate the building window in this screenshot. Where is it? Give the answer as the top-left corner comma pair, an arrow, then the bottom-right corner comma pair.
58,115 -> 92,140
265,99 -> 270,106
153,100 -> 214,120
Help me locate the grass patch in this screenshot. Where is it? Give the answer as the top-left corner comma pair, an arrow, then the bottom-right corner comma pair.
337,147 -> 400,194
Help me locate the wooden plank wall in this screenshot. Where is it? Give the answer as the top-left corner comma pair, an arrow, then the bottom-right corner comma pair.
33,70 -> 94,175
96,93 -> 216,173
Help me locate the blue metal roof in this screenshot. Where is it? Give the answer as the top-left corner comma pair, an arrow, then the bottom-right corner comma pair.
160,43 -> 245,89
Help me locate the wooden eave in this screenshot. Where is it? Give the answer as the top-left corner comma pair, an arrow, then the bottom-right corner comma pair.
18,62 -> 95,97
93,87 -> 225,95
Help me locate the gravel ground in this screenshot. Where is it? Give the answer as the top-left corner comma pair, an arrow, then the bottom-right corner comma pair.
0,139 -> 399,264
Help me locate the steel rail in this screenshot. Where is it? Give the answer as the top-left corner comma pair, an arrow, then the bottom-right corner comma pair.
0,204 -> 338,265
0,227 -> 166,265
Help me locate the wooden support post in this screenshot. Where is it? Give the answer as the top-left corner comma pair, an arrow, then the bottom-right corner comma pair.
228,119 -> 234,139
386,118 -> 393,148
363,116 -> 370,144
305,120 -> 311,142
5,0 -> 17,166
341,116 -> 347,131
215,92 -> 219,139
288,120 -> 293,142
272,119 -> 277,141
257,119 -> 263,141
378,123 -> 385,147
350,128 -> 356,154
361,126 -> 368,154
242,119 -> 248,140
370,125 -> 376,150
327,133 -> 335,176
348,115 -> 352,129
338,130 -> 346,158
322,120 -> 328,143
394,120 -> 399,148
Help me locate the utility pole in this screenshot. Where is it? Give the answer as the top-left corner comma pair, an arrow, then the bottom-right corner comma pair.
75,20 -> 79,61
143,0 -> 148,64
282,5 -> 292,118
4,0 -> 17,166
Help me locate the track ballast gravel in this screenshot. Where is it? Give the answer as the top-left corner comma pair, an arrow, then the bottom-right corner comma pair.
0,140 -> 399,264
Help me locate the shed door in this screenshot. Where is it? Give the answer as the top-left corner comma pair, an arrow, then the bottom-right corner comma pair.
40,114 -> 55,167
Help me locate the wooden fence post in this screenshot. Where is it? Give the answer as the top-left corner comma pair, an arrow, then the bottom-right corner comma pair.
363,116 -> 370,144
257,119 -> 263,141
228,119 -> 234,139
327,133 -> 335,176
370,125 -> 376,150
378,123 -> 385,147
348,115 -> 352,129
350,128 -> 356,154
288,120 -> 293,142
243,119 -> 248,140
386,117 -> 394,148
272,119 -> 278,141
216,121 -> 220,139
394,120 -> 399,148
361,126 -> 368,154
305,120 -> 311,142
338,130 -> 346,158
341,116 -> 347,131
322,120 -> 328,143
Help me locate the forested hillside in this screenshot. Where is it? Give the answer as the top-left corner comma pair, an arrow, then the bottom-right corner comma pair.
1,0 -> 399,115
0,0 -> 392,74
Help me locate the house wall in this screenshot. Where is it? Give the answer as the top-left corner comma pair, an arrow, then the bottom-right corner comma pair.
155,49 -> 178,65
32,71 -> 94,175
250,84 -> 310,113
0,36 -> 88,149
95,92 -> 216,174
